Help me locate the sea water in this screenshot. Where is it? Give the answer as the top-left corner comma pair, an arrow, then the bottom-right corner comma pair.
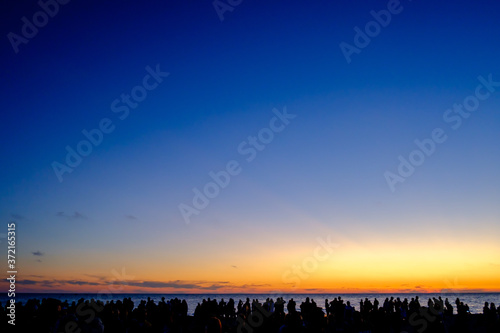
3,292 -> 499,316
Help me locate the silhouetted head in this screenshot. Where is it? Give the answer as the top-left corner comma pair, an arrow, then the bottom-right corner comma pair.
205,317 -> 222,333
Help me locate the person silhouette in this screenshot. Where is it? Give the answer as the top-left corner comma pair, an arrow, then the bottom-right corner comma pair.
205,316 -> 222,333
287,298 -> 296,313
483,302 -> 489,315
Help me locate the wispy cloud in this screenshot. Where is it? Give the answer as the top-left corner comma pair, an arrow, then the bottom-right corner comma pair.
11,214 -> 25,220
16,278 -> 236,291
19,280 -> 39,285
65,280 -> 101,286
127,280 -> 232,290
26,274 -> 44,278
125,215 -> 138,220
18,279 -> 102,287
237,283 -> 271,288
127,280 -> 200,289
56,211 -> 87,219
440,288 -> 489,293
84,274 -> 107,281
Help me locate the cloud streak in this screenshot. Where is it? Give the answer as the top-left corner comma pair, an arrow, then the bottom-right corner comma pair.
17,278 -> 235,290
56,211 -> 87,219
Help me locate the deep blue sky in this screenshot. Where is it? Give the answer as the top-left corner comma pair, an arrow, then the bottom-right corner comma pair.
0,0 -> 499,292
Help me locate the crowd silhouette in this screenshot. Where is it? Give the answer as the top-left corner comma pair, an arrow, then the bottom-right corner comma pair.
2,295 -> 499,333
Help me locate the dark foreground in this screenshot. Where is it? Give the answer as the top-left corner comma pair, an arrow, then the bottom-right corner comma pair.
3,296 -> 500,332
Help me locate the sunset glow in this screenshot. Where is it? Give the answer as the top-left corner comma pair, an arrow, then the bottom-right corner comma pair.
1,0 -> 499,300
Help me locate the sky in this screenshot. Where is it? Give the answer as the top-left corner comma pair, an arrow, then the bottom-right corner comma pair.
0,0 -> 499,294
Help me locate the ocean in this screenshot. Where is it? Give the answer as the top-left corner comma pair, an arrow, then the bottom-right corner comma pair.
3,293 -> 499,315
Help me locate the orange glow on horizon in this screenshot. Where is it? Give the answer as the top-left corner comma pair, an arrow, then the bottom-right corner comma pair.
5,227 -> 499,295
